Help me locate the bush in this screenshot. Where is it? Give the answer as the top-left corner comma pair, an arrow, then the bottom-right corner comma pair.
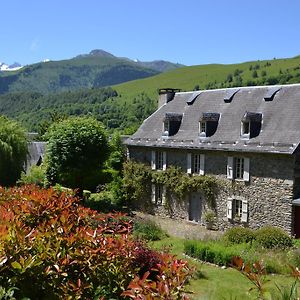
18,165 -> 46,187
0,185 -> 191,299
133,219 -> 167,241
184,240 -> 245,266
255,226 -> 293,249
223,227 -> 255,244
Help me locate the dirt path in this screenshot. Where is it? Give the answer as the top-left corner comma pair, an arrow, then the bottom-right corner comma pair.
134,211 -> 223,240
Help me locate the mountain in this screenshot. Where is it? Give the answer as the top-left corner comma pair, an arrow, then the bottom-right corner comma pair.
0,62 -> 23,71
0,50 -> 183,94
1,55 -> 300,134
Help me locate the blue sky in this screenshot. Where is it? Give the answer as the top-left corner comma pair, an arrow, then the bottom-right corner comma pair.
1,0 -> 300,66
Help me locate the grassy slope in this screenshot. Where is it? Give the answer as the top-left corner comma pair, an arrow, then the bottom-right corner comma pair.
151,236 -> 296,300
0,56 -> 159,94
114,56 -> 300,104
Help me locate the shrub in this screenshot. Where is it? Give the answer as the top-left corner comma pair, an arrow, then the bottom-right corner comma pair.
223,227 -> 255,244
255,226 -> 293,249
184,240 -> 244,266
133,219 -> 167,241
18,165 -> 46,187
0,185 -> 191,299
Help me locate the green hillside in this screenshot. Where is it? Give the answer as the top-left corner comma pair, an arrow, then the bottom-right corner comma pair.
0,54 -> 159,94
1,55 -> 300,135
114,55 -> 300,105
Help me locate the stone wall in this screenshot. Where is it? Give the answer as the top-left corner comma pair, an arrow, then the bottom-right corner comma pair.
128,146 -> 295,234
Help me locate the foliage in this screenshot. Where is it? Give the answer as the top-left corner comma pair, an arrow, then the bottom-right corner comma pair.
223,227 -> 256,244
45,116 -> 109,192
133,219 -> 167,241
123,162 -> 218,209
0,55 -> 158,95
0,185 -> 192,299
122,253 -> 193,300
184,240 -> 245,267
18,165 -> 46,187
0,116 -> 27,186
106,131 -> 126,172
232,256 -> 269,299
255,226 -> 293,249
123,161 -> 152,208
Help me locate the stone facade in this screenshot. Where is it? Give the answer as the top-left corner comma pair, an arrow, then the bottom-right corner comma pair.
128,145 -> 296,235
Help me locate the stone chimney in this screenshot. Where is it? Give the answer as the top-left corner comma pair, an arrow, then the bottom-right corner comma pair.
158,88 -> 181,108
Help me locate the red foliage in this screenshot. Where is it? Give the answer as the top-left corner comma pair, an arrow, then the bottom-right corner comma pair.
0,185 -> 192,299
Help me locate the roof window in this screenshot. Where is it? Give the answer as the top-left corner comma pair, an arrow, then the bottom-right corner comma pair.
162,113 -> 183,137
224,88 -> 239,103
241,112 -> 262,139
199,113 -> 220,138
264,87 -> 281,101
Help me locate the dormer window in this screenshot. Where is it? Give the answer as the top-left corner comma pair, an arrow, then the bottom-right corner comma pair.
241,112 -> 262,139
199,121 -> 207,136
199,113 -> 220,138
162,113 -> 182,137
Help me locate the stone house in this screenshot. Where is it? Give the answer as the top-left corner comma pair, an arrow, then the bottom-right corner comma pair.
125,84 -> 300,236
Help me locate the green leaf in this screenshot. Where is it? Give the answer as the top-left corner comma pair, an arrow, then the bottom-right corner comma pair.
11,261 -> 22,270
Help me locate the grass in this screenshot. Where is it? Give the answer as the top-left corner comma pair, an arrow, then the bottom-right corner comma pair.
150,236 -> 298,300
113,55 -> 300,108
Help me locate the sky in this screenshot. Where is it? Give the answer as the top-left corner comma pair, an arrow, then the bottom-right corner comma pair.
1,0 -> 300,66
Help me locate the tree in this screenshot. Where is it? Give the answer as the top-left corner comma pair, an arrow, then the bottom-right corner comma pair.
252,70 -> 258,78
45,117 -> 109,193
0,116 -> 27,186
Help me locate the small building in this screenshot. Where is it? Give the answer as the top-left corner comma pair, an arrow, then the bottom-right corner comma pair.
26,141 -> 46,173
125,84 -> 300,236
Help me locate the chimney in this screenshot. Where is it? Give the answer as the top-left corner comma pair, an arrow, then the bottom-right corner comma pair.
158,88 -> 181,108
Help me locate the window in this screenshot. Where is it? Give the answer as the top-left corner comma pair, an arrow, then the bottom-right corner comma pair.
151,184 -> 166,205
235,157 -> 244,179
199,113 -> 220,138
241,112 -> 262,139
199,121 -> 206,136
227,197 -> 248,222
187,153 -> 205,175
227,157 -> 250,181
163,113 -> 182,137
157,151 -> 164,170
151,150 -> 166,170
163,120 -> 169,136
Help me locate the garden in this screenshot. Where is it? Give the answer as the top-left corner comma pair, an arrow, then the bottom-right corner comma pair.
2,114 -> 300,299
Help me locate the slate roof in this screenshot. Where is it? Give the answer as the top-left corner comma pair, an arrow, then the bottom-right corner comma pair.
26,142 -> 46,172
125,84 -> 300,154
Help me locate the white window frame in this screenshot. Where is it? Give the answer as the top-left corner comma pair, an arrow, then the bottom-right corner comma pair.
163,120 -> 169,136
199,121 -> 206,137
227,197 -> 248,222
241,121 -> 250,139
151,184 -> 166,206
152,151 -> 167,171
227,156 -> 250,181
187,153 -> 205,175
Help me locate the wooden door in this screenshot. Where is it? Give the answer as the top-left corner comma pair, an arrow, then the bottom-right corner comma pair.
189,192 -> 202,222
294,206 -> 300,238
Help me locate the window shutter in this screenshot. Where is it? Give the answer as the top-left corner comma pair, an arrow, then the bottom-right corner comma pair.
151,184 -> 156,204
162,186 -> 167,205
200,154 -> 205,175
187,153 -> 192,174
163,151 -> 167,170
241,200 -> 248,222
243,158 -> 250,182
151,151 -> 156,170
227,198 -> 233,219
227,157 -> 233,179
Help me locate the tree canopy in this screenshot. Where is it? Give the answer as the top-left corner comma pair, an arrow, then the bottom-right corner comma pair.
45,117 -> 109,192
0,116 -> 27,186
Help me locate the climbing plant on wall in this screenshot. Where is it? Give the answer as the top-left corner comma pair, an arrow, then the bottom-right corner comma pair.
123,161 -> 219,209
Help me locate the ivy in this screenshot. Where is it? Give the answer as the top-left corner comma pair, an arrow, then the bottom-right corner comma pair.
123,162 -> 219,209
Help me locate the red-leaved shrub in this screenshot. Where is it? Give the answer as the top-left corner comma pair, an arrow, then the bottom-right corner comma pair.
0,185 -> 192,299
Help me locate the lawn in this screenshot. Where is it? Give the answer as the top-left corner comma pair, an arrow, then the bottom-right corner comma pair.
151,236 -> 298,300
